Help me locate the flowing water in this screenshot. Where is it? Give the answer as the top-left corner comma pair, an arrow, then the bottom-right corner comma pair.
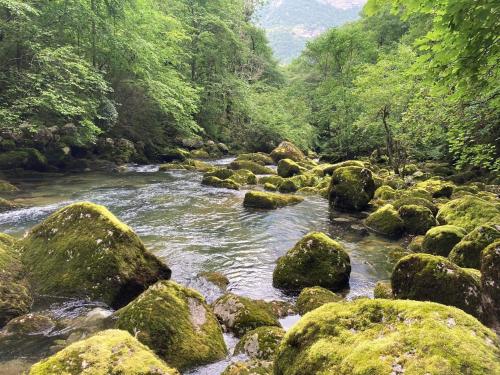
0,158 -> 404,374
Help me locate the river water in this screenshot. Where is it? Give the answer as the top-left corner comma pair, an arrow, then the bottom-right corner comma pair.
0,158 -> 404,374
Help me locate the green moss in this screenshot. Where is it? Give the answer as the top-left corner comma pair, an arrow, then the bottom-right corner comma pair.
0,148 -> 47,171
236,153 -> 274,165
436,196 -> 500,231
449,223 -> 500,269
421,225 -> 467,256
398,204 -> 437,235
234,326 -> 285,360
159,159 -> 212,172
258,175 -> 284,187
115,280 -> 226,370
480,241 -> 500,327
264,183 -> 277,191
373,281 -> 392,299
190,149 -> 210,159
270,141 -> 305,163
392,196 -> 437,215
274,299 -> 500,375
202,176 -> 240,190
212,293 -> 281,337
243,191 -> 303,210
329,166 -> 376,211
0,180 -> 18,192
204,168 -> 235,180
392,253 -> 483,318
416,178 -> 455,198
2,313 -> 55,335
198,271 -> 230,290
323,160 -> 365,176
273,232 -> 351,292
365,204 -> 404,238
20,202 -> 171,308
229,160 -> 275,175
407,235 -> 424,252
29,329 -> 179,375
277,159 -> 303,178
278,179 -> 299,193
296,286 -> 342,315
402,163 -> 419,176
221,360 -> 273,375
230,169 -> 257,185
279,174 -> 318,193
0,233 -> 16,248
373,185 -> 397,200
0,198 -> 17,212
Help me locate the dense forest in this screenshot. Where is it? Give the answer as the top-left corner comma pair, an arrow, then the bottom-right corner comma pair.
1,0 -> 498,174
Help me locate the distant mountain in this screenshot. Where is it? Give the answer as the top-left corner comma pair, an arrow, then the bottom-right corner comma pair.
256,0 -> 366,63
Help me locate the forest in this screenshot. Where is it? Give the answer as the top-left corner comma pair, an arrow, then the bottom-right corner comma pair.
0,1 -> 499,375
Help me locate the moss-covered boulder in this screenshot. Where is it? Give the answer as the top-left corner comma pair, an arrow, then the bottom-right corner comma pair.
273,299 -> 500,375
236,153 -> 274,165
296,286 -> 342,315
221,360 -> 273,375
481,241 -> 500,327
229,160 -> 275,175
398,204 -> 437,235
0,180 -> 18,192
449,223 -> 500,269
436,196 -> 500,231
270,141 -> 305,163
190,149 -> 210,159
212,293 -> 281,337
415,178 -> 455,198
391,253 -> 482,318
20,202 -> 171,308
328,167 -> 375,211
29,329 -> 179,375
264,183 -> 277,191
373,281 -> 392,299
258,175 -> 284,187
279,174 -> 318,193
234,326 -> 285,360
407,235 -> 424,252
365,204 -> 404,237
323,160 -> 366,176
115,280 -> 226,370
243,191 -> 303,210
231,169 -> 257,185
373,185 -> 397,200
392,196 -> 437,215
421,225 -> 467,256
2,313 -> 55,336
202,175 -> 240,190
277,159 -> 302,178
159,159 -> 212,172
0,148 -> 47,171
273,232 -> 351,292
0,247 -> 32,327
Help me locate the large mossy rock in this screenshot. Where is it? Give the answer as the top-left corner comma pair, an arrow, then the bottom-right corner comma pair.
436,196 -> 500,231
391,253 -> 482,318
449,223 -> 500,269
277,159 -> 302,178
328,166 -> 375,211
296,286 -> 342,315
29,329 -> 179,375
0,239 -> 32,327
415,178 -> 455,198
481,241 -> 500,328
398,204 -> 437,234
236,152 -> 274,165
373,185 -> 397,200
229,160 -> 275,175
243,191 -> 303,210
421,225 -> 467,257
273,232 -> 351,292
0,148 -> 47,171
270,141 -> 305,163
365,204 -> 404,237
159,159 -> 212,172
202,175 -> 240,190
392,196 -> 437,215
115,280 -> 226,370
212,293 -> 281,337
234,326 -> 285,360
273,299 -> 500,375
20,202 -> 171,308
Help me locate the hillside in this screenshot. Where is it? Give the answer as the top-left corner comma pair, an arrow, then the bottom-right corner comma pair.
257,0 -> 366,63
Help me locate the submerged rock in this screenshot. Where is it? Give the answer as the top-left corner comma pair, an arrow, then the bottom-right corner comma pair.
421,225 -> 466,257
243,191 -> 303,210
328,166 -> 375,211
274,299 -> 500,375
29,329 -> 179,375
277,159 -> 303,178
391,253 -> 482,318
365,204 -> 404,237
270,141 -> 305,163
296,286 -> 342,315
115,281 -> 226,370
198,271 -> 230,290
436,196 -> 500,231
229,160 -> 275,175
20,202 -> 171,309
234,326 -> 285,360
273,232 -> 351,292
481,241 -> 500,328
449,223 -> 500,269
398,204 -> 437,234
212,293 -> 281,337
